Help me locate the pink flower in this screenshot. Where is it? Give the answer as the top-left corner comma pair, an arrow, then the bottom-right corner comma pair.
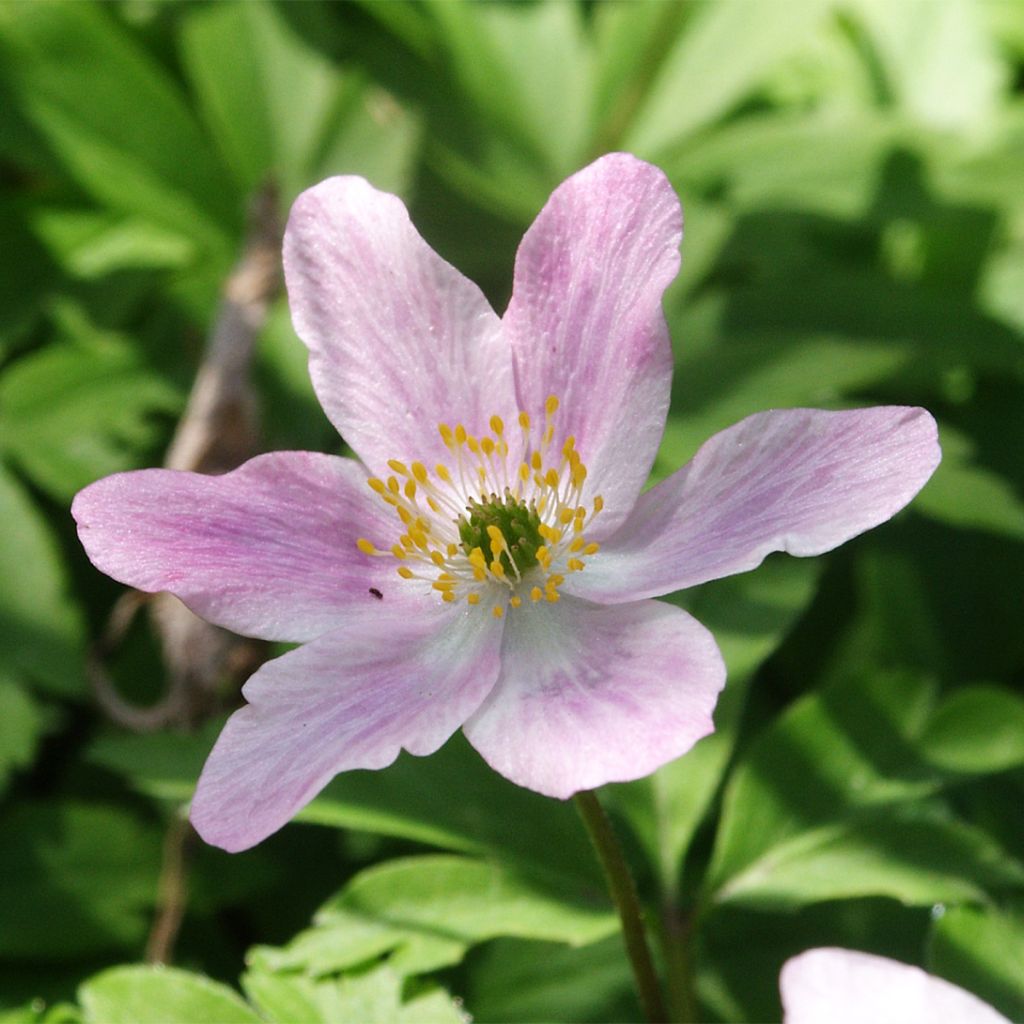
72,154 -> 940,852
781,947 -> 1010,1023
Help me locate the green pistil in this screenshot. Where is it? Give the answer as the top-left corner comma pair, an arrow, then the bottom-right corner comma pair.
458,493 -> 544,574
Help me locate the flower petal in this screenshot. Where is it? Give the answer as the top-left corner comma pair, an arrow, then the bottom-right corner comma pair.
503,153 -> 681,535
72,451 -> 410,643
462,596 -> 724,798
283,176 -> 520,477
781,948 -> 1011,1024
565,407 -> 941,604
190,601 -> 503,852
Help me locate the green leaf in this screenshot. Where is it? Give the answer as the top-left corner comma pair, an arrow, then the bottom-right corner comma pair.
302,735 -> 598,884
311,81 -> 422,198
86,719 -> 222,804
251,854 -> 616,979
0,675 -> 49,797
665,110 -> 900,219
426,0 -> 591,177
657,334 -> 911,477
29,207 -> 196,279
929,905 -> 1024,1021
625,0 -> 836,156
713,804 -> 1024,909
0,1007 -> 40,1024
338,855 -> 614,945
79,967 -> 260,1024
848,0 -> 1006,131
912,426 -> 1024,542
88,725 -> 597,885
242,965 -> 464,1024
0,4 -> 236,250
180,2 -> 343,197
0,462 -> 86,696
919,685 -> 1024,774
707,670 -> 939,897
0,310 -> 182,501
0,802 -> 161,958
589,0 -> 690,152
462,935 -> 635,1024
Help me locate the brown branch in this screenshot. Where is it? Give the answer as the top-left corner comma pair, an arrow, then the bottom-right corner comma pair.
145,815 -> 195,965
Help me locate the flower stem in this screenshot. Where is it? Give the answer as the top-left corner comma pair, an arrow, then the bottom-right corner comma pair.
661,902 -> 698,1024
574,790 -> 669,1023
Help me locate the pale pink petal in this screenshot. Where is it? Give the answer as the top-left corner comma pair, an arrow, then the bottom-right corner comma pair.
283,177 -> 521,477
565,407 -> 941,604
190,601 -> 503,852
462,596 -> 725,798
781,948 -> 1011,1024
72,452 -> 412,643
503,153 -> 681,536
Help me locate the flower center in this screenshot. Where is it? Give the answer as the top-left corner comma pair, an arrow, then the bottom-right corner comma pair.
356,395 -> 603,618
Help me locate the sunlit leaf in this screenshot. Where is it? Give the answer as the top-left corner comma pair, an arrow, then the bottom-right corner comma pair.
242,965 -> 464,1024
625,0 -> 835,156
713,804 -> 1024,909
0,309 -> 182,501
250,854 -> 616,979
0,3 -> 236,250
79,967 -> 260,1024
930,905 -> 1024,1022
919,685 -> 1024,774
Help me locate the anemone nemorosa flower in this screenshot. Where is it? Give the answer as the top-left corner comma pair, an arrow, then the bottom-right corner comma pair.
73,154 -> 940,851
781,947 -> 1011,1023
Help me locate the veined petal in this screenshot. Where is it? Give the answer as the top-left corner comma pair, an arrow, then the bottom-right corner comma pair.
566,407 -> 941,604
463,596 -> 724,798
503,153 -> 681,536
283,177 -> 521,477
72,452 -> 408,643
781,948 -> 1011,1024
190,601 -> 503,852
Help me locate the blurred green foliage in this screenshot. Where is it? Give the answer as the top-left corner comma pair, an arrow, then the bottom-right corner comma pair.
1,1 -> 1023,1021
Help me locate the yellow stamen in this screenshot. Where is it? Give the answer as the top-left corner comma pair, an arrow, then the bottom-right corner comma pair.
362,396 -> 605,615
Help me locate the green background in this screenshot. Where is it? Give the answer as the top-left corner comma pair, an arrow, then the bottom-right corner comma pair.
1,2 -> 1023,1021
